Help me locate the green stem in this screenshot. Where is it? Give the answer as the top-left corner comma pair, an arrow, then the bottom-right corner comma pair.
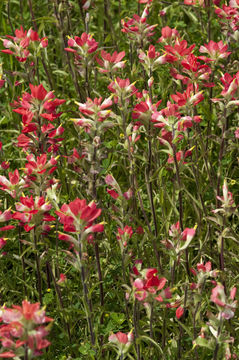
78,237 -> 95,347
133,301 -> 141,360
47,261 -> 72,343
33,229 -> 42,305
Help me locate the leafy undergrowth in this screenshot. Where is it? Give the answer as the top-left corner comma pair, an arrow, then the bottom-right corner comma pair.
0,0 -> 238,359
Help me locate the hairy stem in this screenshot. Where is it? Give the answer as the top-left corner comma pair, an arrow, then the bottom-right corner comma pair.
78,240 -> 95,347
33,229 -> 43,305
47,261 -> 72,343
133,301 -> 141,360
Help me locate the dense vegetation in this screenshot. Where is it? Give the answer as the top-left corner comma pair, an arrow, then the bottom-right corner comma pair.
0,0 -> 239,359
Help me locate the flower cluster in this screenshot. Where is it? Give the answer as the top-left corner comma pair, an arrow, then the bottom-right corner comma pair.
56,198 -> 103,234
161,221 -> 196,255
0,300 -> 53,358
96,50 -> 126,74
121,5 -> 157,45
117,225 -> 133,252
1,26 -> 48,63
13,195 -> 54,232
214,180 -> 237,216
138,44 -> 167,74
108,77 -> 137,107
72,96 -> 113,133
132,267 -> 171,302
109,331 -> 134,357
211,284 -> 237,320
0,169 -> 26,199
11,84 -> 65,152
65,33 -> 98,76
65,33 -> 98,55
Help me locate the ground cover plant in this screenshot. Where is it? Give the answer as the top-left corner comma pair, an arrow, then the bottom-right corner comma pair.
0,0 -> 239,358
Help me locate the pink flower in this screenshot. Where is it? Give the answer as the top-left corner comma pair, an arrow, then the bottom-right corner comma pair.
24,153 -> 57,176
65,33 -> 98,54
235,128 -> 239,138
13,195 -> 54,231
105,174 -> 117,186
158,26 -> 179,43
184,0 -> 204,5
211,284 -> 237,319
56,198 -> 102,234
121,5 -> 157,44
96,50 -> 125,73
138,45 -> 167,72
181,228 -> 196,242
1,27 -> 48,62
0,238 -> 7,249
108,331 -> 134,354
0,170 -> 25,198
176,306 -> 184,319
197,261 -> 211,273
57,273 -> 67,284
0,301 -> 52,356
107,188 -> 119,199
199,40 -> 231,61
133,268 -> 169,302
109,332 -> 128,344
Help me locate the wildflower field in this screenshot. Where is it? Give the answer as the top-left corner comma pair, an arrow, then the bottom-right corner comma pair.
0,0 -> 239,358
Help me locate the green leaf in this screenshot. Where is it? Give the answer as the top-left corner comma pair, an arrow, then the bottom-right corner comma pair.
110,312 -> 126,325
194,336 -> 214,350
138,336 -> 165,358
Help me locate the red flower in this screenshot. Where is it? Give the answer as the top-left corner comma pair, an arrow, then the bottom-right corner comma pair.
107,188 -> 119,199
57,273 -> 67,284
133,96 -> 161,125
157,26 -> 179,43
96,50 -> 125,73
138,45 -> 167,72
176,306 -> 184,319
12,84 -> 65,125
24,153 -> 57,176
13,196 -> 54,231
0,170 -> 25,198
108,331 -> 134,354
56,198 -> 103,233
133,268 -> 169,302
117,226 -> 133,247
108,77 -> 137,106
171,84 -> 204,107
12,84 -> 65,153
0,300 -> 53,356
65,33 -> 98,54
0,351 -> 15,358
184,0 -> 204,5
211,284 -> 237,319
121,5 -> 157,44
199,40 -> 231,61
164,39 -> 195,62
1,27 -> 48,62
